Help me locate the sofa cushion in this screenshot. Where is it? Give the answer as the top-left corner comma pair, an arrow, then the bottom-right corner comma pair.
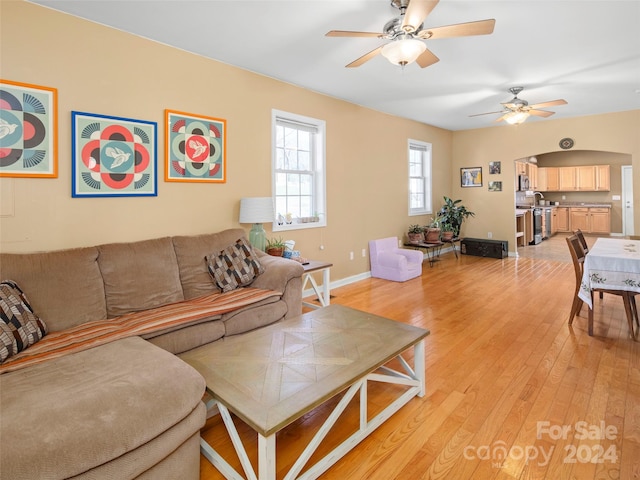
207,237 -> 265,292
0,247 -> 106,332
98,237 -> 184,317
172,228 -> 248,299
0,281 -> 48,363
0,336 -> 206,480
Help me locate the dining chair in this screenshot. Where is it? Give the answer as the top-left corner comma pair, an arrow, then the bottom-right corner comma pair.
566,234 -> 638,338
573,229 -> 589,254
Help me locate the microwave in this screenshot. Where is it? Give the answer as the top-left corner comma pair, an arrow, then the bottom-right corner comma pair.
518,174 -> 530,191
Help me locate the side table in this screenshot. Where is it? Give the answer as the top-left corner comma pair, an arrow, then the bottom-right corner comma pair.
302,260 -> 333,309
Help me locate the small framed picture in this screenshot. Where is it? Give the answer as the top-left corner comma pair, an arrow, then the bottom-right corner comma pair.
489,161 -> 501,174
461,167 -> 482,188
488,181 -> 502,192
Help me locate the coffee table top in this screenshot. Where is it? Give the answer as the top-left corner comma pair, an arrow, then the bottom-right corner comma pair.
179,304 -> 429,436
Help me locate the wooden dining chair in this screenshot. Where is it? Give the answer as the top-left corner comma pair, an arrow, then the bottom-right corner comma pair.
574,228 -> 605,299
566,234 -> 639,339
573,229 -> 589,254
566,234 -> 587,330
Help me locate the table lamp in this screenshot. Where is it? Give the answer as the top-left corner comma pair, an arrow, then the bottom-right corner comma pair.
239,197 -> 274,251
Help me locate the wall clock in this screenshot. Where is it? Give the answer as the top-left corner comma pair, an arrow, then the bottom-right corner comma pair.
559,138 -> 574,150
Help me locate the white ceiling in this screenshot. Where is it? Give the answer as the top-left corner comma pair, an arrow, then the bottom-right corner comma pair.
29,0 -> 640,131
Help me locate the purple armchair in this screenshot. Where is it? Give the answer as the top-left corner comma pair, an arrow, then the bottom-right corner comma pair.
369,237 -> 424,282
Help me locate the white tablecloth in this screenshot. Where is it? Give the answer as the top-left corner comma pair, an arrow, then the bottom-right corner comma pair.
578,238 -> 640,309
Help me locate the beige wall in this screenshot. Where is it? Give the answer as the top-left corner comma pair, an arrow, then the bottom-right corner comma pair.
0,0 -> 451,283
1,1 -> 638,281
452,110 -> 640,251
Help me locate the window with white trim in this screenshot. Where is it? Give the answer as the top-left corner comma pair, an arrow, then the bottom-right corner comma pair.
272,110 -> 326,231
408,140 -> 432,216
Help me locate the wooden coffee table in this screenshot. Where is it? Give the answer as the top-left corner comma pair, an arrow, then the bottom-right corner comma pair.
179,304 -> 430,480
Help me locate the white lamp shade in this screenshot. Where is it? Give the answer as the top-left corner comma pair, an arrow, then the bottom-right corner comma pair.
381,39 -> 427,66
239,197 -> 274,224
504,111 -> 530,125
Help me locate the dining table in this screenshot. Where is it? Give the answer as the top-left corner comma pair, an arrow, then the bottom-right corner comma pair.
578,237 -> 640,338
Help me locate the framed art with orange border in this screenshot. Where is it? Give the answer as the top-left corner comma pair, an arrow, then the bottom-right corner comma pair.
0,79 -> 58,178
165,109 -> 227,183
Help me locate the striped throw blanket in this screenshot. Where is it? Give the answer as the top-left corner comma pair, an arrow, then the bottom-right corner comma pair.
0,287 -> 281,374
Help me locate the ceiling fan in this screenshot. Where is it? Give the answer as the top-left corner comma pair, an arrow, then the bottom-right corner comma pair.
325,0 -> 495,68
470,87 -> 568,124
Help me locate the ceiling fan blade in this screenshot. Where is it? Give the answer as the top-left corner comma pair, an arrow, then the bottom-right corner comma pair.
468,110 -> 505,118
419,19 -> 496,39
346,46 -> 384,68
528,109 -> 555,118
495,114 -> 509,122
402,0 -> 439,33
527,99 -> 567,110
325,30 -> 384,38
416,48 -> 439,68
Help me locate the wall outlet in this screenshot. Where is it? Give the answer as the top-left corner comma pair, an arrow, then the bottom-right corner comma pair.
562,195 -> 566,200
612,195 -> 621,201
349,251 -> 354,260
361,248 -> 366,257
487,232 -> 493,239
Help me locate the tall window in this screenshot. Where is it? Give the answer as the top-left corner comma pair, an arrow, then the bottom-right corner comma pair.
272,110 -> 326,230
408,140 -> 432,215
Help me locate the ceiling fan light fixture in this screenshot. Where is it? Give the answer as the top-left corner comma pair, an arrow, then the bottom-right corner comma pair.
381,38 -> 426,66
504,111 -> 530,125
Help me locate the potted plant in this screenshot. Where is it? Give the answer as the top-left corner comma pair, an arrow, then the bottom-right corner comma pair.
407,224 -> 424,244
265,237 -> 286,256
436,196 -> 475,238
424,217 -> 441,243
440,221 -> 455,241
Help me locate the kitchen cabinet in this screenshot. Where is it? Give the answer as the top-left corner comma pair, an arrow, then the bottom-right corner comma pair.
569,207 -> 610,234
549,165 -> 610,192
559,167 -> 577,190
556,207 -> 569,232
577,166 -> 596,190
538,167 -> 559,191
570,208 -> 590,231
590,208 -> 611,233
550,207 -> 558,235
528,164 -> 538,190
595,165 -> 610,191
515,162 -> 527,176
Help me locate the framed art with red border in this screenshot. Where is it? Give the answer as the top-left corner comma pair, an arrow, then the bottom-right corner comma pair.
0,79 -> 58,178
165,109 -> 227,183
71,111 -> 157,197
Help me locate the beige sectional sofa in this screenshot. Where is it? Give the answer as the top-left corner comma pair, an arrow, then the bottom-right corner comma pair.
0,228 -> 303,479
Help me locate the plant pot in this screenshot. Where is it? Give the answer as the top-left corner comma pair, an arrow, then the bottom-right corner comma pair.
441,231 -> 455,242
408,232 -> 423,244
425,228 -> 441,243
266,247 -> 284,257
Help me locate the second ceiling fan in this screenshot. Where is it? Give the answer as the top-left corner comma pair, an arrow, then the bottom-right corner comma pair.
326,0 -> 495,68
470,87 -> 568,124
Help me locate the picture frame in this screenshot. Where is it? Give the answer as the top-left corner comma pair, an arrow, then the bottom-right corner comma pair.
165,109 -> 227,183
488,181 -> 502,192
489,161 -> 501,174
460,167 -> 482,187
0,79 -> 58,178
71,111 -> 157,197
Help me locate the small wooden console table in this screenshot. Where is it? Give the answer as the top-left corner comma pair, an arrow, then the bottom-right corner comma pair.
403,241 -> 443,266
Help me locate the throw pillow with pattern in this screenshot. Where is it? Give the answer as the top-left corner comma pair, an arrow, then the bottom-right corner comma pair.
206,238 -> 265,293
0,280 -> 48,363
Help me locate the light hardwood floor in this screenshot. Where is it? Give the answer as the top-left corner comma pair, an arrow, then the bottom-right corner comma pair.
199,235 -> 640,479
